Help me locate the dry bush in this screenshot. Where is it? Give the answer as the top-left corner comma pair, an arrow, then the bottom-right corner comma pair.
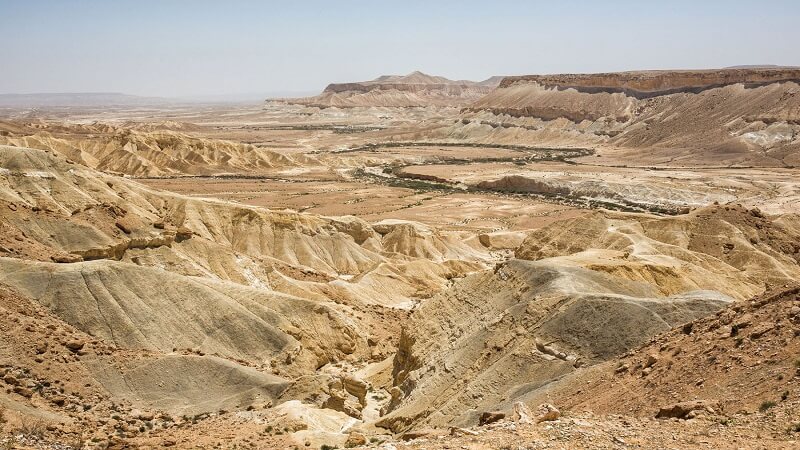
67,431 -> 84,450
18,418 -> 45,439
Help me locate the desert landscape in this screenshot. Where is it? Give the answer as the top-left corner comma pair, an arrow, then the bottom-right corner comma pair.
2,2 -> 800,447
1,65 -> 799,449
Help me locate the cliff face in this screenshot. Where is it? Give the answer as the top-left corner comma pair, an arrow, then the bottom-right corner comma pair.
459,69 -> 800,166
288,71 -> 502,108
498,68 -> 800,98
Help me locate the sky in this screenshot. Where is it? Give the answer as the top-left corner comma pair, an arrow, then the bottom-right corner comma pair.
1,0 -> 799,98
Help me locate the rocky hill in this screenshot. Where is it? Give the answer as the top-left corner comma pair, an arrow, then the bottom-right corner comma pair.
287,71 -> 502,108
0,121 -> 315,177
376,205 -> 800,432
522,283 -> 800,418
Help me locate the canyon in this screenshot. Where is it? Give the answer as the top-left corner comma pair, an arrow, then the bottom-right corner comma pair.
1,68 -> 799,449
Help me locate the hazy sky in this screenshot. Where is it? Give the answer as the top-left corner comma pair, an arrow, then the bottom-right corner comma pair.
2,0 -> 798,97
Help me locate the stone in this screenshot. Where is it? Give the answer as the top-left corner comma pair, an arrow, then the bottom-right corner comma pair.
115,221 -> 132,234
342,376 -> 369,406
176,226 -> 194,242
449,427 -> 479,436
749,322 -> 775,339
345,431 -> 367,447
512,401 -> 532,424
400,430 -> 432,441
535,404 -> 560,422
656,400 -> 719,419
733,314 -> 753,329
479,411 -> 505,425
14,386 -> 33,398
323,389 -> 362,419
52,253 -> 83,263
66,340 -> 85,352
135,411 -> 155,421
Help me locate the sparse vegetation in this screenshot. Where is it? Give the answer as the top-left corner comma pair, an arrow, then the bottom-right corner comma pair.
759,400 -> 777,412
18,418 -> 45,439
1,54 -> 800,450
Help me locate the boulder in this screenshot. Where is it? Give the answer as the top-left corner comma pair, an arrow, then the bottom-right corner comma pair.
535,403 -> 560,422
656,400 -> 719,419
345,431 -> 367,447
342,376 -> 369,406
479,410 -> 505,425
512,401 -> 532,424
65,340 -> 85,352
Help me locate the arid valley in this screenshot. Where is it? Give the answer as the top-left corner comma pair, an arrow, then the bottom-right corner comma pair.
1,65 -> 800,449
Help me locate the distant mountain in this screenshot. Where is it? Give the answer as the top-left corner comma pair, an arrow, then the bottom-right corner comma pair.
724,64 -> 800,69
0,91 -> 288,108
0,92 -> 170,107
282,71 -> 502,108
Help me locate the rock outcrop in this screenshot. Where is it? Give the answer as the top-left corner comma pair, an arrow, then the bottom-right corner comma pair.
456,68 -> 800,166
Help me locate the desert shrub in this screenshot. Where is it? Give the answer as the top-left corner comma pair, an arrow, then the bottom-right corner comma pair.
18,418 -> 45,439
759,400 -> 777,412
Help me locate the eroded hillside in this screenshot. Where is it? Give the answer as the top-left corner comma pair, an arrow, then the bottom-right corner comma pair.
449,68 -> 800,167
2,69 -> 800,449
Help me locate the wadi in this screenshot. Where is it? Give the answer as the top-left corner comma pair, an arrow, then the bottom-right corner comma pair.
1,66 -> 799,449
